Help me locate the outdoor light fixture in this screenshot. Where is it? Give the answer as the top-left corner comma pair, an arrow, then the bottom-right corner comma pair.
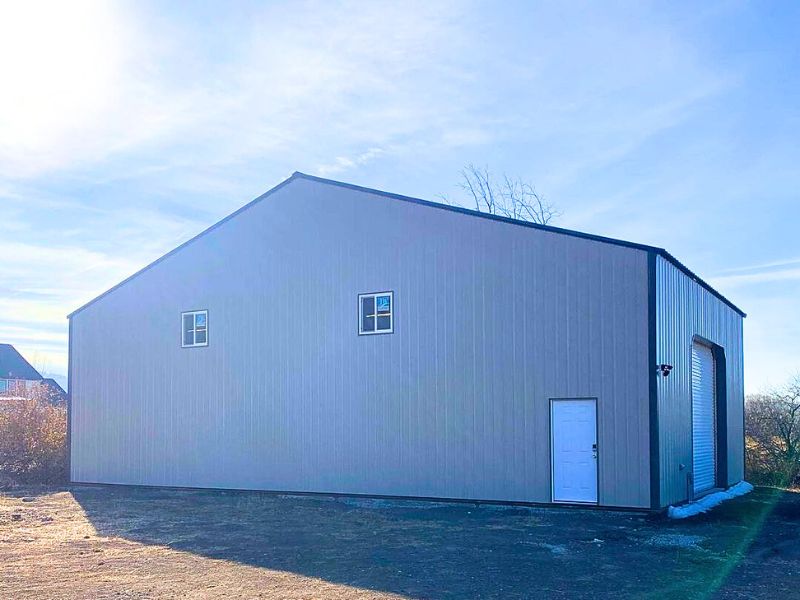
658,364 -> 674,377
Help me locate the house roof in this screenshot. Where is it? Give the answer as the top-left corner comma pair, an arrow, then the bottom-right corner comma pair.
68,172 -> 746,319
41,378 -> 67,395
0,344 -> 43,381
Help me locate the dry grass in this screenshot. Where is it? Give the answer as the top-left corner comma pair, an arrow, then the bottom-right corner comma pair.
0,490 -> 400,599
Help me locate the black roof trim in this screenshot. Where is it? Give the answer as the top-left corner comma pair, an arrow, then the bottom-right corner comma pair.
67,174 -> 300,318
655,249 -> 746,317
296,172 -> 659,252
294,172 -> 745,317
68,171 -> 745,319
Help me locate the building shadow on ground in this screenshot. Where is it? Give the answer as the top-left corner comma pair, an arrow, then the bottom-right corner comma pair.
69,485 -> 799,599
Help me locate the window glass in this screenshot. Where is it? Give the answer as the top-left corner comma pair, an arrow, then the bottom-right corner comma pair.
376,294 -> 391,314
195,330 -> 207,344
377,315 -> 391,330
0,380 -> 7,393
183,314 -> 194,333
195,312 -> 207,328
363,315 -> 375,332
361,296 -> 375,333
184,329 -> 195,346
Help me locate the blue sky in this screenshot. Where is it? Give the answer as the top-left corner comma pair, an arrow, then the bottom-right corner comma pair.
0,1 -> 797,391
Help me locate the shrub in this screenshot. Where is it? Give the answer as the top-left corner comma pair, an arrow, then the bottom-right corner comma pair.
745,374 -> 800,488
0,386 -> 67,485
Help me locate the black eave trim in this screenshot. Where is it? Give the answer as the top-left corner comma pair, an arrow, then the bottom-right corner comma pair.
67,174 -> 300,318
648,251 -> 661,510
66,171 -> 746,319
294,172 -> 744,317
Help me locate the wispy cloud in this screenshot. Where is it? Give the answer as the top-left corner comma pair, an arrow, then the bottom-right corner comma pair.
0,202 -> 205,375
709,262 -> 800,289
714,257 -> 800,275
0,240 -> 131,373
0,0 -> 796,393
708,255 -> 800,289
315,148 -> 386,177
0,1 -> 476,185
0,1 -> 733,191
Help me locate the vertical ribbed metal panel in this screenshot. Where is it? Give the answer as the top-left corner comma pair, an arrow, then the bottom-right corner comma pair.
655,256 -> 744,506
70,178 -> 651,508
691,342 -> 716,494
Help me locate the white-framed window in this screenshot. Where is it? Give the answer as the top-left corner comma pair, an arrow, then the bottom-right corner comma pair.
0,379 -> 8,393
358,291 -> 393,335
182,310 -> 208,347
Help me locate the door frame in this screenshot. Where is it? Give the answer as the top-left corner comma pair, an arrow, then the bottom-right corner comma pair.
549,397 -> 600,505
689,336 -> 728,498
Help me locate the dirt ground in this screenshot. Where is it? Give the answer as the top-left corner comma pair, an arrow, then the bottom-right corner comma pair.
1,486 -> 798,599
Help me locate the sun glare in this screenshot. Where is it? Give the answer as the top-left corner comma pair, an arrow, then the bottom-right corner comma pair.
0,2 -> 124,170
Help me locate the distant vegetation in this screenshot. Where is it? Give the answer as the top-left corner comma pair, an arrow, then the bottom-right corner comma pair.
746,374 -> 800,488
0,386 -> 67,487
0,369 -> 796,490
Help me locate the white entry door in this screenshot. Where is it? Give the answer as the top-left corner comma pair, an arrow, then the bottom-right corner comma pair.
692,342 -> 717,495
551,399 -> 598,504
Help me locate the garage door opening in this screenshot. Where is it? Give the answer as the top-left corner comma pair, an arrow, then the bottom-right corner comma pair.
691,341 -> 719,497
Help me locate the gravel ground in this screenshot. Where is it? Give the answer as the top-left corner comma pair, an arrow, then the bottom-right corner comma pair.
0,485 -> 798,599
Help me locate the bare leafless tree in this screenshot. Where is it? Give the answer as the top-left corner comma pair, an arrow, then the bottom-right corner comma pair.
746,374 -> 800,487
456,164 -> 560,225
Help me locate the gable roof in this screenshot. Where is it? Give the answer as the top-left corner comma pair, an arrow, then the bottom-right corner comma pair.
68,171 -> 745,318
40,378 -> 68,401
0,344 -> 43,381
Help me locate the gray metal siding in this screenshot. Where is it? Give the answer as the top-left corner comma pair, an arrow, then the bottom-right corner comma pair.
655,256 -> 745,507
70,177 -> 651,507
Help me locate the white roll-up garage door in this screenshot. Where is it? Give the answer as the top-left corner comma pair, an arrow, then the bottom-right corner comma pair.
692,342 -> 717,495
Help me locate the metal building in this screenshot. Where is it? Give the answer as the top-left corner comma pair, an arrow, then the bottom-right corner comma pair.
68,172 -> 745,510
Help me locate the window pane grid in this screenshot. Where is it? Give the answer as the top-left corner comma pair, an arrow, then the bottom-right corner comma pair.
182,310 -> 208,347
359,292 -> 392,335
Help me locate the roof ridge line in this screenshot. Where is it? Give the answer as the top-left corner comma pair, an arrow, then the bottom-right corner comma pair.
67,171 -> 744,319
292,172 -> 744,317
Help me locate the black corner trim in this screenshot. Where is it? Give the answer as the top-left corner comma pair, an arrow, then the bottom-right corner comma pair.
740,325 -> 746,483
66,317 -> 73,484
648,251 -> 661,510
712,345 -> 729,487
